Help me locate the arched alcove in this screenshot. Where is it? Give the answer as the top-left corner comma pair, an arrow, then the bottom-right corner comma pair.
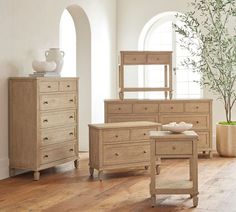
60,5 -> 91,151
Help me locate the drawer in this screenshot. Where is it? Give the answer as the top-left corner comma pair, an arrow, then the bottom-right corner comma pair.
40,143 -> 76,164
147,54 -> 171,64
40,126 -> 77,146
107,116 -> 157,123
40,93 -> 77,110
107,104 -> 132,114
59,80 -> 77,92
159,103 -> 184,113
103,143 -> 150,165
197,132 -> 210,149
131,128 -> 157,141
40,110 -> 76,128
133,103 -> 158,113
39,81 -> 59,93
155,141 -> 192,155
103,129 -> 129,143
185,102 -> 210,113
123,53 -> 146,64
159,115 -> 209,130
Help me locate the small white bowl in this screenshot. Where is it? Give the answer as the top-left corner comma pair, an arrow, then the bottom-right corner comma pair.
162,122 -> 193,133
32,60 -> 56,72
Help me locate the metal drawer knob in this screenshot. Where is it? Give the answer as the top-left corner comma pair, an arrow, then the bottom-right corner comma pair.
196,121 -> 199,124
43,155 -> 48,158
47,85 -> 51,88
69,116 -> 74,119
43,137 -> 49,141
133,58 -> 137,61
144,107 -> 148,110
170,106 -> 174,109
69,99 -> 74,102
69,148 -> 74,152
143,133 -> 146,136
67,85 -> 70,88
43,119 -> 48,123
172,146 -> 176,150
115,153 -> 119,156
118,107 -> 121,110
156,57 -> 159,60
115,135 -> 119,138
69,132 -> 74,136
43,101 -> 48,104
143,150 -> 147,153
196,106 -> 199,109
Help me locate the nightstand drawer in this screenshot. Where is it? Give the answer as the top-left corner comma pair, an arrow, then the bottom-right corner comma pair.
147,54 -> 171,64
155,141 -> 192,155
103,143 -> 149,165
39,81 -> 59,93
123,53 -> 146,64
107,104 -> 132,114
185,102 -> 210,113
40,143 -> 76,164
40,93 -> 76,110
159,103 -> 184,113
133,103 -> 158,113
197,132 -> 210,149
40,126 -> 77,146
59,81 -> 77,92
131,128 -> 156,141
103,129 -> 129,143
40,110 -> 76,128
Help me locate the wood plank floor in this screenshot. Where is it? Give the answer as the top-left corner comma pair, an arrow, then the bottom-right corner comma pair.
1,153 -> 236,212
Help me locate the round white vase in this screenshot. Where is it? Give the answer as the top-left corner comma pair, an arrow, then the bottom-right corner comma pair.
45,48 -> 65,75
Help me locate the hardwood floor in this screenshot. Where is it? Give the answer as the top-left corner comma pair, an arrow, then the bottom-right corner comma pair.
1,153 -> 236,212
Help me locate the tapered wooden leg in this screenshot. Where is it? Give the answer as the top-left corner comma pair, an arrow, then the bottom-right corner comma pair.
151,195 -> 156,207
74,159 -> 79,169
9,168 -> 15,177
89,167 -> 94,177
193,195 -> 198,207
209,151 -> 213,158
34,171 -> 40,181
98,170 -> 103,181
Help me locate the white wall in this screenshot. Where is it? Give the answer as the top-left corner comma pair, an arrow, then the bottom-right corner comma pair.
0,0 -> 116,179
117,0 -> 236,149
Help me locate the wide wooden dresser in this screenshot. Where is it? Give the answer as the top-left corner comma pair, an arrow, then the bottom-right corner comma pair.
104,99 -> 213,157
9,77 -> 79,180
88,121 -> 161,181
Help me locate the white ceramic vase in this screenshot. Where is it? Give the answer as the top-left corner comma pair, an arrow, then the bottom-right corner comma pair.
45,48 -> 65,75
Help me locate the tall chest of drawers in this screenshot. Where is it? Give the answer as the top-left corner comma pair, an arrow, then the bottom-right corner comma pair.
9,77 -> 79,180
105,99 -> 213,157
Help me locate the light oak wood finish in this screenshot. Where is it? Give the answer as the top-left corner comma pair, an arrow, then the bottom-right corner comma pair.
88,121 -> 161,181
9,77 -> 79,180
150,131 -> 199,207
105,99 -> 213,156
1,152 -> 236,211
119,51 -> 173,99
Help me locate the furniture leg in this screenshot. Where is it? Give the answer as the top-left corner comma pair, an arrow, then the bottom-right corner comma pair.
98,170 -> 103,181
151,195 -> 156,207
193,195 -> 198,207
89,167 -> 94,177
74,159 -> 79,169
209,151 -> 213,158
34,171 -> 40,181
9,168 -> 16,177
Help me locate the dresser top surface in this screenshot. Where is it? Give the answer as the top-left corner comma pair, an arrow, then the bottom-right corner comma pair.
9,77 -> 79,81
150,130 -> 198,140
89,121 -> 161,129
105,99 -> 213,103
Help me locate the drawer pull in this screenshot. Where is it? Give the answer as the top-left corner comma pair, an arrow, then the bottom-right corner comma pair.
43,101 -> 48,104
143,150 -> 147,153
69,148 -> 74,152
143,133 -> 147,136
69,99 -> 74,102
156,57 -> 159,60
69,116 -> 74,119
47,85 -> 51,88
115,153 -> 119,156
170,106 -> 174,109
69,132 -> 74,136
172,146 -> 176,150
118,107 -> 121,110
196,121 -> 199,124
43,155 -> 48,158
144,107 -> 148,110
196,106 -> 199,109
67,85 -> 71,88
43,137 -> 49,141
43,119 -> 48,123
133,58 -> 137,61
115,135 -> 119,138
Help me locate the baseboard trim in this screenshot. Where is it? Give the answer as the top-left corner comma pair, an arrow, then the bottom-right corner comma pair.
0,158 -> 9,180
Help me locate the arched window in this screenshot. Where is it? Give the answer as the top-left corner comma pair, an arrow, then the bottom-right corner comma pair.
60,9 -> 76,77
139,12 -> 202,99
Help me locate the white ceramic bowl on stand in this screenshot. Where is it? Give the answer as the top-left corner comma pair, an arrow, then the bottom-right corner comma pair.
32,60 -> 57,72
162,122 -> 193,133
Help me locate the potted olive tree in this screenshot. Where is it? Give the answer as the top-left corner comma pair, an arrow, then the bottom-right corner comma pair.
175,0 -> 236,156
